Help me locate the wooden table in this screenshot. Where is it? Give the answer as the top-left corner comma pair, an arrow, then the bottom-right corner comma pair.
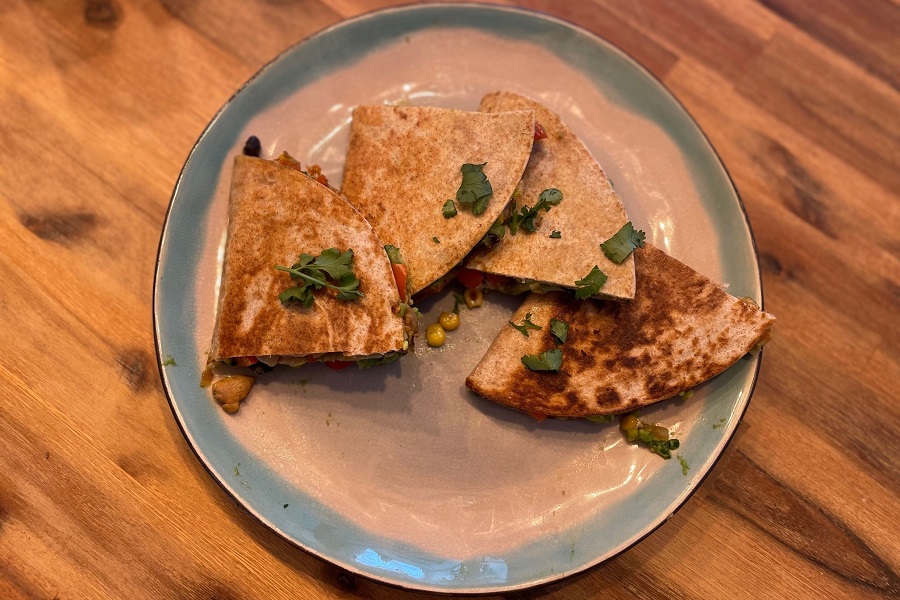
2,1 -> 897,598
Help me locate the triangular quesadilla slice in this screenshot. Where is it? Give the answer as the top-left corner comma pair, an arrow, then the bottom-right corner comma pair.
209,153 -> 415,372
340,105 -> 535,296
465,91 -> 636,301
466,244 -> 775,418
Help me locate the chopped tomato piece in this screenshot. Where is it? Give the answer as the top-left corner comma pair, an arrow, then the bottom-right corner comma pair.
534,122 -> 548,141
456,268 -> 484,290
234,356 -> 258,367
527,410 -> 548,422
391,263 -> 408,301
484,273 -> 514,289
324,360 -> 354,370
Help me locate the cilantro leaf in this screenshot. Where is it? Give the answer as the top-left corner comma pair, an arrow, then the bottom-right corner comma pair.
549,230 -> 561,239
521,348 -> 563,372
310,248 -> 356,279
509,312 -> 543,337
574,265 -> 608,299
384,244 -> 404,264
279,286 -> 315,308
275,248 -> 363,306
550,318 -> 568,344
538,188 -> 564,205
600,221 -> 646,263
508,188 -> 563,234
456,163 -> 493,215
442,199 -> 457,219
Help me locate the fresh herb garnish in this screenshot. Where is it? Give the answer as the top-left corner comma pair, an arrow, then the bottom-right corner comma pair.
509,312 -> 542,337
275,248 -> 363,307
549,230 -> 561,238
620,414 -> 681,459
574,265 -> 608,299
384,244 -> 403,264
432,236 -> 440,244
521,348 -> 563,372
550,318 -> 568,344
481,218 -> 507,248
678,455 -> 690,475
456,163 -> 493,215
162,354 -> 176,367
508,188 -> 563,234
442,199 -> 458,219
600,221 -> 646,263
452,292 -> 467,313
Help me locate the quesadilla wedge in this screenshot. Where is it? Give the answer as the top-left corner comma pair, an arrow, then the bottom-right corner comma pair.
340,105 -> 535,296
209,153 -> 416,372
466,244 -> 775,418
464,91 -> 636,301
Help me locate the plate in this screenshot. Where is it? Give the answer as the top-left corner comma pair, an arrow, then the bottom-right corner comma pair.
154,4 -> 764,594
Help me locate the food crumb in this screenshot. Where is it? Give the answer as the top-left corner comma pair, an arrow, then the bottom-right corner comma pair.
283,504 -> 289,509
162,354 -> 176,366
678,455 -> 690,475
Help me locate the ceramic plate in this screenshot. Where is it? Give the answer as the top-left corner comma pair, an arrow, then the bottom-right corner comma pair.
155,4 -> 764,594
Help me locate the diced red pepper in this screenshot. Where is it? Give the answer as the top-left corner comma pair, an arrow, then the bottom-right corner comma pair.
391,263 -> 408,301
456,268 -> 484,290
324,360 -> 354,370
484,273 -> 514,289
534,122 -> 548,141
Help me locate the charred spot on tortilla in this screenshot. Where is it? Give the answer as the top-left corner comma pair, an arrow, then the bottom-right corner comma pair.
465,243 -> 775,418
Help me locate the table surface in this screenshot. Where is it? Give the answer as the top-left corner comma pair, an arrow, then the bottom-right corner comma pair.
2,0 -> 898,598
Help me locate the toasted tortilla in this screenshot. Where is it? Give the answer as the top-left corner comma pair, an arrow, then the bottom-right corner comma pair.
466,244 -> 775,417
340,105 -> 535,295
209,155 -> 409,364
465,91 -> 636,301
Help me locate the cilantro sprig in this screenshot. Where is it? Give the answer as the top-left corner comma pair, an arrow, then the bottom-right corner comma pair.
521,348 -> 563,372
574,265 -> 608,299
600,221 -> 646,263
275,248 -> 363,307
509,313 -> 543,337
456,163 -> 493,215
550,318 -> 568,344
508,188 -> 563,234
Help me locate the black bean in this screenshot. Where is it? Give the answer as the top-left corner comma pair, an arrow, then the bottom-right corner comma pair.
242,135 -> 261,157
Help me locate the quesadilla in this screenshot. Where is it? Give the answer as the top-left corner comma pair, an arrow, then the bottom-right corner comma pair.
466,244 -> 775,418
340,105 -> 535,296
209,153 -> 415,372
464,91 -> 636,301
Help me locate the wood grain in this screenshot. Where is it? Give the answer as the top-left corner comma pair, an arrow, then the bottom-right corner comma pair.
1,0 -> 898,598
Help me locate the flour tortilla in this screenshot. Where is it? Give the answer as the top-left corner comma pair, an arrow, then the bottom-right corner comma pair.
466,244 -> 775,417
340,105 -> 535,295
465,91 -> 636,301
209,155 -> 409,364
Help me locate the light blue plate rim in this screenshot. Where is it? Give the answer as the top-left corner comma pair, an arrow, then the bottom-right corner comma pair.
154,3 -> 765,594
